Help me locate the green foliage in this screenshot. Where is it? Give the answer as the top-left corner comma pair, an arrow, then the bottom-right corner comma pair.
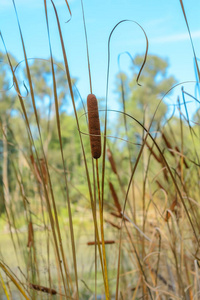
117,54 -> 176,126
1,48 -> 200,300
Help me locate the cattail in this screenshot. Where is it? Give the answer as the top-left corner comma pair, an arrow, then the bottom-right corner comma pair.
162,133 -> 175,157
110,212 -> 121,218
109,182 -> 121,214
39,158 -> 48,184
151,269 -> 174,291
110,211 -> 129,222
175,146 -> 180,153
30,155 -> 42,184
29,283 -> 57,295
175,146 -> 189,169
145,140 -> 162,163
87,240 -> 115,246
183,158 -> 189,169
155,180 -> 166,192
27,221 -> 34,248
160,161 -> 169,182
87,94 -> 101,159
105,219 -> 121,230
107,148 -> 117,174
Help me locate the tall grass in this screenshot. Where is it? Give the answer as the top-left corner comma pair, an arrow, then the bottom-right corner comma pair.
0,0 -> 200,299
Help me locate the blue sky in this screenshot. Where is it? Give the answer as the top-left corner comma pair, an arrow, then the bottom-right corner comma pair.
0,0 -> 200,119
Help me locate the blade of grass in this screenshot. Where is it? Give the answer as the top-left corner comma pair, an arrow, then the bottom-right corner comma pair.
0,262 -> 30,300
0,271 -> 10,300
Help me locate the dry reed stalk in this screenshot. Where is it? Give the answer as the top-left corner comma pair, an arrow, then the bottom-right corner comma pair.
29,283 -> 57,295
104,219 -> 121,230
165,200 -> 178,221
39,158 -> 48,184
0,262 -> 30,300
155,180 -> 166,192
183,158 -> 189,169
109,181 -> 122,214
110,211 -> 129,222
145,140 -> 162,163
162,133 -> 175,157
161,162 -> 169,182
175,146 -> 180,153
87,240 -> 115,246
27,221 -> 34,248
177,162 -> 181,174
87,94 -> 101,159
110,212 -> 121,218
30,155 -> 42,184
95,159 -> 110,299
175,146 -> 189,169
107,148 -> 117,174
0,271 -> 10,300
184,255 -> 193,299
151,269 -> 174,291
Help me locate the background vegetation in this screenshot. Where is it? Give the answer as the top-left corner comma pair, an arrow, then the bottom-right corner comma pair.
0,1 -> 200,300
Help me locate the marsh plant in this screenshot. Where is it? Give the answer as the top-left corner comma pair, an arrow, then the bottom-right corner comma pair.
0,0 -> 200,299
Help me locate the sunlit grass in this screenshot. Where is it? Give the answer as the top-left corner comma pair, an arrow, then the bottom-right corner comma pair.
0,0 -> 200,299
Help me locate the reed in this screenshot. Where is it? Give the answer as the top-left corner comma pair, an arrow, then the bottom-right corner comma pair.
27,221 -> 34,248
162,132 -> 175,156
107,148 -> 117,174
29,283 -> 57,295
87,93 -> 110,298
1,1 -> 200,299
109,181 -> 122,214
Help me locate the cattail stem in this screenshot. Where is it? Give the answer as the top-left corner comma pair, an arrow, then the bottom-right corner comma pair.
96,159 -> 110,300
87,93 -> 108,296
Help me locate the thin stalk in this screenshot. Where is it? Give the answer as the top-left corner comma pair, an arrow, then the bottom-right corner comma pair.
0,262 -> 30,300
96,159 -> 110,300
0,271 -> 10,300
80,0 -> 92,94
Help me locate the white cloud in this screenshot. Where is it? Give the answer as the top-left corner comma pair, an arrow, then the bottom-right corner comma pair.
151,30 -> 200,44
145,16 -> 172,28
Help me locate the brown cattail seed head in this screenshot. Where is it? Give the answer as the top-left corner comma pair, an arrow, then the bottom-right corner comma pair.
107,148 -> 117,174
87,94 -> 101,159
27,221 -> 34,248
109,182 -> 121,214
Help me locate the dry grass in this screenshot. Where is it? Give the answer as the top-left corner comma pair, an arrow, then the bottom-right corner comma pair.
0,1 -> 200,300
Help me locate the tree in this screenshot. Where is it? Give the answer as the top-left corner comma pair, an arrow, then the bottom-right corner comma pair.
117,54 -> 176,130
0,53 -> 83,215
0,52 -> 18,210
111,54 -> 177,187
